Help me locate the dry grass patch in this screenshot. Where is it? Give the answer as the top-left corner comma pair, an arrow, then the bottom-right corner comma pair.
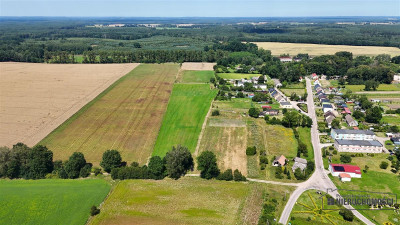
0,62 -> 138,147
253,42 -> 400,57
181,62 -> 216,71
39,64 -> 179,165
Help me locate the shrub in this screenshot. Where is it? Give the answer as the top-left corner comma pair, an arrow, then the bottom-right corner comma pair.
217,169 -> 233,181
165,145 -> 194,179
248,107 -> 260,118
93,167 -> 102,176
339,209 -> 354,222
211,109 -> 220,116
79,164 -> 92,178
148,156 -> 166,180
90,206 -> 100,216
260,155 -> 268,165
380,161 -> 389,169
100,150 -> 122,173
340,154 -> 352,163
197,151 -> 220,179
233,169 -> 246,181
246,146 -> 257,156
64,152 -> 87,179
333,150 -> 338,155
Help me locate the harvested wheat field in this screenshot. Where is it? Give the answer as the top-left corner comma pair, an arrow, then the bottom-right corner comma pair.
253,42 -> 400,57
181,62 -> 216,71
0,62 -> 138,147
198,118 -> 248,175
39,64 -> 179,165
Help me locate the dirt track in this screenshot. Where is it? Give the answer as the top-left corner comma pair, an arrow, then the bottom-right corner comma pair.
0,62 -> 139,147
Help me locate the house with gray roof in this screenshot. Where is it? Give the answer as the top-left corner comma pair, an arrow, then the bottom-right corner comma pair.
331,129 -> 375,141
292,157 -> 307,172
345,114 -> 358,127
334,139 -> 383,153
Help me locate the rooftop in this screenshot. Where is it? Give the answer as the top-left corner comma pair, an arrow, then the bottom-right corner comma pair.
335,139 -> 383,147
332,129 -> 375,135
280,101 -> 291,106
330,164 -> 361,175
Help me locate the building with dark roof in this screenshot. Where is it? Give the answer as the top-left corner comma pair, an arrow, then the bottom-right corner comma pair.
334,139 -> 383,153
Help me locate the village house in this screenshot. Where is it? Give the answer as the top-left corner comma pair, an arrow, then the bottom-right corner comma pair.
276,95 -> 286,103
334,139 -> 383,153
264,109 -> 279,116
322,104 -> 333,113
329,164 -> 362,181
391,137 -> 400,145
331,129 -> 376,140
345,114 -> 358,127
273,155 -> 287,166
280,101 -> 293,108
279,57 -> 292,63
325,115 -> 335,128
292,157 -> 307,172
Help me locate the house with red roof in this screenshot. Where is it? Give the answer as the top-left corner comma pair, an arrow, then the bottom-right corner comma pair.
329,164 -> 361,180
262,105 -> 272,109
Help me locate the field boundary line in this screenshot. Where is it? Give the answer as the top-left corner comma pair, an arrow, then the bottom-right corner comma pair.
194,97 -> 214,158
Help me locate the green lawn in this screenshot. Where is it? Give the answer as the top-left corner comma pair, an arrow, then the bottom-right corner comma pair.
281,88 -> 306,98
381,114 -> 400,126
89,177 -> 295,225
345,84 -> 400,92
0,179 -> 111,225
333,171 -> 400,225
284,82 -> 305,89
298,127 -> 314,161
181,70 -> 215,83
39,64 -> 179,165
217,73 -> 260,79
214,98 -> 253,110
153,84 -> 217,156
264,125 -> 298,158
289,190 -> 364,225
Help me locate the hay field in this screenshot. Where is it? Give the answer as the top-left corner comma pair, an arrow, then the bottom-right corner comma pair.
89,177 -> 295,225
152,84 -> 217,156
40,64 -> 179,165
0,179 -> 110,225
181,62 -> 216,71
253,42 -> 400,57
0,62 -> 138,147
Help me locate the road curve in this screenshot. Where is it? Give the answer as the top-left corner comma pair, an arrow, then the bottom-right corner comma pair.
278,78 -> 374,225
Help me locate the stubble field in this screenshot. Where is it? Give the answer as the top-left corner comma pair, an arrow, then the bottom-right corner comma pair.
0,62 -> 139,147
40,64 -> 179,165
253,42 -> 400,56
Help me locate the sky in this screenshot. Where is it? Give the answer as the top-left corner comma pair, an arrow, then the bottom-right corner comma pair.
1,0 -> 399,17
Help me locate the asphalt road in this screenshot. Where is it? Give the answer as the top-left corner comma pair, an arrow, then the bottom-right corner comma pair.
278,78 -> 374,225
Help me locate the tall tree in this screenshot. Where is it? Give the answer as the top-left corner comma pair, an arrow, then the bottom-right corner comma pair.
100,150 -> 122,173
164,145 -> 194,179
197,151 -> 220,179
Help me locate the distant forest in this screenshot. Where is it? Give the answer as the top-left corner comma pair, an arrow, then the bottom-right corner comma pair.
1,17 -> 400,63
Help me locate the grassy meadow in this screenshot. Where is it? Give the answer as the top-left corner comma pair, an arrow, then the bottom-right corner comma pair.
217,73 -> 260,79
281,88 -> 306,97
180,70 -> 215,83
344,84 -> 400,92
152,84 -> 217,156
39,64 -> 179,165
89,177 -> 295,225
253,42 -> 400,57
0,179 -> 111,225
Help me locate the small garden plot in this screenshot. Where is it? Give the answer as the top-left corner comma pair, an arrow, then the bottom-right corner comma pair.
217,73 -> 260,79
381,114 -> 400,126
345,84 -> 400,92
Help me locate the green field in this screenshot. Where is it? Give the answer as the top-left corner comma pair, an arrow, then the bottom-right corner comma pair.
89,177 -> 295,225
153,84 -> 217,156
0,179 -> 111,225
333,171 -> 400,225
289,190 -> 363,225
345,84 -> 400,92
181,70 -> 215,83
217,73 -> 260,79
281,88 -> 306,97
382,114 -> 400,126
40,64 -> 179,165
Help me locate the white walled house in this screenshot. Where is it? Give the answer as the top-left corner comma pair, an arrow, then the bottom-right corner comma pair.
280,101 -> 293,108
329,164 -> 361,179
331,129 -> 375,141
334,139 -> 383,153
